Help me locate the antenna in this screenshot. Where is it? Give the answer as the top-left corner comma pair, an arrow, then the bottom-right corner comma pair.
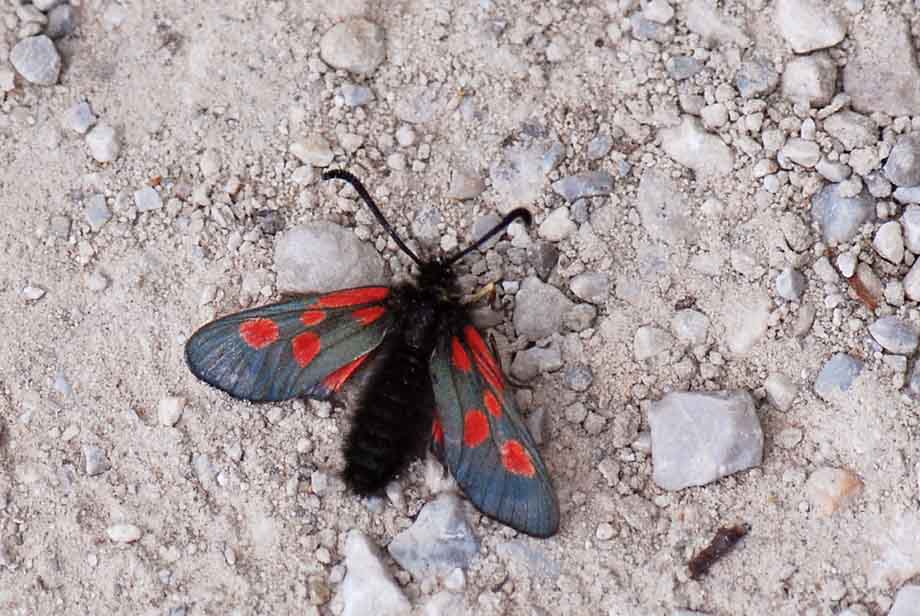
445,208 -> 532,265
322,169 -> 423,267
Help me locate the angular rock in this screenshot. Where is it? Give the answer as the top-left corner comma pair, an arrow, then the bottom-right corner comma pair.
538,207 -> 576,242
904,260 -> 920,302
722,290 -> 771,355
660,117 -> 733,178
85,124 -> 120,163
810,184 -> 874,244
735,54 -> 778,99
134,186 -> 162,212
648,391 -> 763,491
290,134 -> 334,167
869,316 -> 919,355
814,353 -> 863,401
842,11 -> 920,116
564,364 -> 593,392
775,0 -> 846,53
775,267 -> 806,301
666,56 -> 703,81
343,531 -> 410,616
902,205 -> 920,254
874,221 -> 904,264
10,35 -> 61,85
764,373 -> 797,411
513,277 -> 574,340
890,585 -> 920,616
446,170 -> 485,201
634,326 -> 674,361
671,309 -> 709,345
319,19 -> 386,76
63,101 -> 97,135
781,52 -> 837,108
781,138 -> 820,168
805,467 -> 863,516
274,222 -> 385,293
340,84 -> 375,108
636,168 -> 696,244
551,171 -> 615,202
511,346 -> 563,381
884,135 -> 920,188
822,111 -> 878,151
84,445 -> 111,476
388,493 -> 479,578
569,272 -> 610,304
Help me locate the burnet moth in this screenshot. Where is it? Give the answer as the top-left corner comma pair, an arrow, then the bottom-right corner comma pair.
185,170 -> 559,537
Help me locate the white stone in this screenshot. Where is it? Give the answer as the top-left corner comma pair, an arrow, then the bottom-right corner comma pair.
158,396 -> 186,427
106,524 -> 142,543
342,531 -> 411,616
873,221 -> 904,264
764,373 -> 798,411
775,0 -> 846,53
660,117 -> 733,178
85,124 -> 120,163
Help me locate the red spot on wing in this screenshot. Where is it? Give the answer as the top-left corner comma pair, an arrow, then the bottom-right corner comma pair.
239,318 -> 279,349
321,353 -> 371,392
484,390 -> 502,417
463,410 -> 489,448
314,287 -> 390,308
292,331 -> 322,367
432,418 -> 444,444
464,325 -> 505,392
501,439 -> 536,477
451,337 -> 472,372
352,305 -> 386,325
301,310 -> 326,326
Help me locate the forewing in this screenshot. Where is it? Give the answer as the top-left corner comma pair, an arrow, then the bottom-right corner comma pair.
185,286 -> 393,401
430,321 -> 559,537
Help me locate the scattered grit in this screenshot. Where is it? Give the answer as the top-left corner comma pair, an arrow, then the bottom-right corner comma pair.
2,1 -> 920,615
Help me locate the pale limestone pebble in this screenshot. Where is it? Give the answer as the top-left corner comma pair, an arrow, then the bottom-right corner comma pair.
319,18 -> 386,76
884,135 -> 920,188
822,111 -> 878,151
513,276 -> 574,340
902,205 -> 920,253
446,169 -> 484,200
85,124 -> 120,163
551,171 -> 615,202
671,309 -> 709,345
538,206 -> 576,242
290,134 -> 334,167
762,129 -> 785,154
811,183 -> 875,244
158,396 -> 186,427
10,35 -> 60,85
805,467 -> 863,516
869,316 -> 919,355
780,138 -> 820,168
63,101 -> 97,134
815,158 -> 851,183
894,187 -> 920,205
836,252 -> 856,278
752,159 -> 777,178
21,285 -> 46,301
775,0 -> 846,53
106,524 -> 143,543
83,445 -> 110,476
874,221 -> 905,264
843,11 -> 920,116
814,353 -> 863,401
775,267 -> 806,301
659,116 -> 733,178
735,54 -> 778,99
199,148 -> 222,177
700,103 -> 728,130
764,373 -> 797,411
0,67 -> 14,92
291,166 -> 316,186
510,346 -> 562,381
634,325 -> 674,361
134,186 -> 162,212
340,131 -> 365,153
636,168 -> 696,244
649,391 -> 763,490
793,304 -> 817,337
814,254 -> 840,284
685,0 -> 750,47
569,272 -> 610,304
779,212 -> 811,252
866,172 -> 893,198
849,147 -> 880,177
723,290 -> 771,355
642,0 -> 674,23
890,586 -> 920,616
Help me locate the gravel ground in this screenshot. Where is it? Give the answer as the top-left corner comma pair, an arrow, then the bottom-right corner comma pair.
2,1 -> 920,615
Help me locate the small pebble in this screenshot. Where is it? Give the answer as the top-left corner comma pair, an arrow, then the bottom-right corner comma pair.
83,445 -> 111,476
634,325 -> 674,361
10,35 -> 61,86
814,354 -> 863,401
564,365 -> 593,392
341,84 -> 375,108
290,134 -> 334,167
85,124 -> 121,163
868,316 -> 919,355
134,186 -> 162,212
158,396 -> 186,427
22,286 -> 46,301
775,267 -> 806,301
106,524 -> 143,543
764,373 -> 798,411
63,101 -> 97,134
45,4 -> 76,39
319,19 -> 386,76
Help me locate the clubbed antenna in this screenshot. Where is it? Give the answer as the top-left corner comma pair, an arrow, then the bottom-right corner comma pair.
445,208 -> 532,265
322,169 -> 423,267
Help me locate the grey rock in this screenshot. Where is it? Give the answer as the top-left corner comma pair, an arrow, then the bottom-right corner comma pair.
736,54 -> 778,98
570,199 -> 589,224
630,14 -> 671,43
45,4 -> 76,39
529,243 -> 559,281
275,222 -> 385,293
779,212 -> 812,252
343,531 -> 410,616
319,19 -> 386,76
63,101 -> 97,135
873,221 -> 904,264
890,585 -> 920,616
822,111 -> 878,151
843,11 -> 920,116
905,259 -> 920,302
33,0 -> 62,10
660,116 -> 733,178
671,309 -> 709,345
290,134 -> 334,167
781,138 -> 820,168
412,208 -> 443,244
84,195 -> 111,231
811,183 -> 874,244
723,290 -> 771,355
564,304 -> 597,332
764,373 -> 798,411
814,353 -> 864,401
551,171 -> 615,202
815,159 -> 851,182
775,267 -> 806,301
636,168 -> 696,244
884,135 -> 920,187
513,277 -> 573,340
490,140 -> 561,205
586,134 -> 613,160
340,84 -> 375,107
538,207 -> 576,242
564,365 -> 593,392
446,170 -> 485,201
569,272 -> 610,304
648,391 -> 763,491
901,205 -> 920,253
85,124 -> 120,163
388,493 -> 479,578
781,52 -> 837,107
510,346 -> 563,381
10,35 -> 60,85
869,316 -> 919,355
685,0 -> 750,48
83,445 -> 110,476
134,186 -> 162,212
495,540 -> 561,579
635,326 -> 674,361
666,56 -> 703,81
865,172 -> 893,198
894,186 -> 920,204
775,0 -> 846,53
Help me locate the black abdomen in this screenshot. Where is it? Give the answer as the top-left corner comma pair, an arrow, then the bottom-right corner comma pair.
343,299 -> 438,495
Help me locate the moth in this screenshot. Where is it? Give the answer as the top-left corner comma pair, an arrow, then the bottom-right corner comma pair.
185,170 -> 559,537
